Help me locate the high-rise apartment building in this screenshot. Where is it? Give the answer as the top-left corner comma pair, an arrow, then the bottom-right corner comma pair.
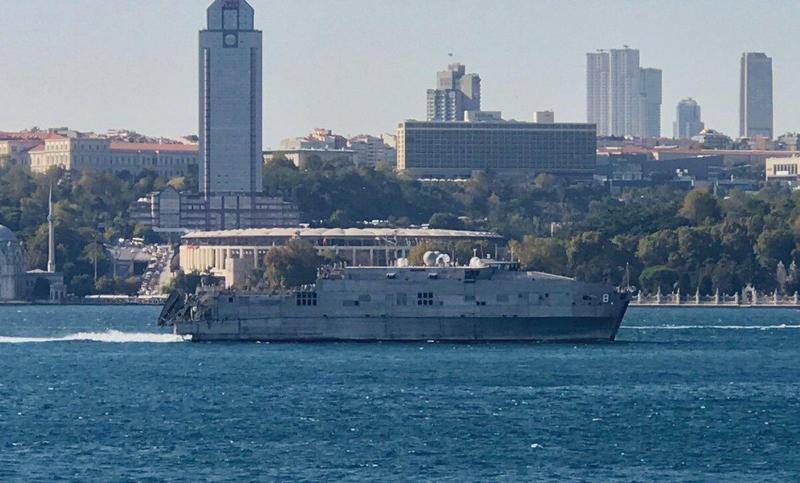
740,52 -> 773,139
639,68 -> 662,138
587,47 -> 661,138
674,98 -> 704,139
586,52 -> 610,135
608,48 -> 640,137
426,63 -> 481,121
199,0 -> 263,195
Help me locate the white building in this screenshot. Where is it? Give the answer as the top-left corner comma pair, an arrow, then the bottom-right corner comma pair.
179,227 -> 503,277
534,111 -> 554,124
587,47 -> 661,138
199,0 -> 263,195
765,156 -> 800,183
347,134 -> 397,166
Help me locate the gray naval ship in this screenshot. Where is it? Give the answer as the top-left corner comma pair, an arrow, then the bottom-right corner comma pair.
158,253 -> 630,342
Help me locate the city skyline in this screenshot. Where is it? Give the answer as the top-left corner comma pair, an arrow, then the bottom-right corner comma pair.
1,0 -> 798,145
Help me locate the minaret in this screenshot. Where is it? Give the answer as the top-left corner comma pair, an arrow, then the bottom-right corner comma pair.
47,185 -> 55,273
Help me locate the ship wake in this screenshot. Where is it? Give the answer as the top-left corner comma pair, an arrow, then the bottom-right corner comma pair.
0,330 -> 188,344
626,324 -> 800,330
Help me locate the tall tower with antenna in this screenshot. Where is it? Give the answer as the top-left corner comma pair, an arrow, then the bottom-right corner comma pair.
47,185 -> 55,273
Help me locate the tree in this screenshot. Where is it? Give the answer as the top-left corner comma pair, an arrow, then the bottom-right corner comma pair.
567,231 -> 624,283
639,265 -> 679,293
329,209 -> 357,227
82,239 -> 106,281
509,236 -> 567,274
755,228 -> 795,268
534,173 -> 556,190
428,212 -> 465,230
680,189 -> 720,224
263,240 -> 323,289
637,230 -> 679,267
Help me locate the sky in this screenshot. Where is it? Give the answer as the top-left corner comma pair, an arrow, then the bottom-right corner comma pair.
1,0 -> 798,147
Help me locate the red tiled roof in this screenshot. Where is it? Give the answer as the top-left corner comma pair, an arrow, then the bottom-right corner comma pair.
0,131 -> 66,141
109,142 -> 198,153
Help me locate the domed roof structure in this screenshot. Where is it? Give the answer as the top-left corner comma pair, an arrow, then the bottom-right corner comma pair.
0,225 -> 18,243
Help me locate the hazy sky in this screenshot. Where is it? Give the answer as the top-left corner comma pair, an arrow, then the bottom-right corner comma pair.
1,0 -> 797,146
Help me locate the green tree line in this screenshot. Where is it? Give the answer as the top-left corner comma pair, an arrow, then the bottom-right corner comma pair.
2,158 -> 796,295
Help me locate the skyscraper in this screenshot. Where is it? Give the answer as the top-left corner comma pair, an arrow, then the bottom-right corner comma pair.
426,63 -> 481,121
133,0 -> 300,231
587,47 -> 661,138
199,0 -> 263,195
586,51 -> 610,135
674,98 -> 704,139
739,52 -> 773,139
639,68 -> 662,138
608,47 -> 640,137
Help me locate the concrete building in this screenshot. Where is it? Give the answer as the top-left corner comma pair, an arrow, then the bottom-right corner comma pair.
426,63 -> 481,122
133,0 -> 299,232
264,149 -> 355,169
199,0 -> 263,195
765,156 -> 800,183
674,98 -> 704,139
465,111 -> 503,122
609,47 -> 640,137
0,131 -> 45,168
690,128 -> 733,150
132,186 -> 300,235
586,51 -> 610,135
777,132 -> 800,151
1,129 -> 198,176
639,68 -> 662,138
347,134 -> 397,166
179,227 -> 503,277
396,120 -> 596,178
587,47 -> 661,138
740,52 -> 773,139
534,111 -> 555,124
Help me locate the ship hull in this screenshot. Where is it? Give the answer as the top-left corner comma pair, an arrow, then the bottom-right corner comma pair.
176,311 -> 627,342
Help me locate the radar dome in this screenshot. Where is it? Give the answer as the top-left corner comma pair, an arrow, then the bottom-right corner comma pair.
469,257 -> 487,268
423,251 -> 439,267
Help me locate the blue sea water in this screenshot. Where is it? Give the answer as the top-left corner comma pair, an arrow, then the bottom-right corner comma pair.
0,306 -> 798,481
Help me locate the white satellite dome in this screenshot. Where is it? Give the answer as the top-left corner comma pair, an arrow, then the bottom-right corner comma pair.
423,251 -> 440,267
469,257 -> 488,268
